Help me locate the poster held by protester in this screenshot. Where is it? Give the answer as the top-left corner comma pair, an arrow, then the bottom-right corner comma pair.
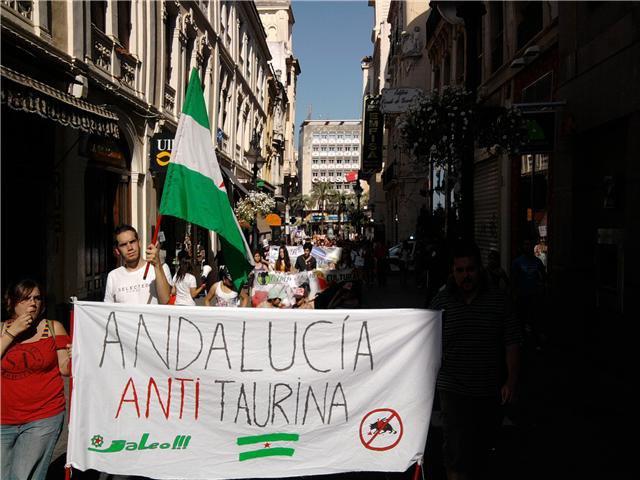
67,302 -> 441,480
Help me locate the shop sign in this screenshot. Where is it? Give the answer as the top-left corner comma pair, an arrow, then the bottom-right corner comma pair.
149,132 -> 175,174
362,95 -> 384,174
521,111 -> 555,153
380,87 -> 423,114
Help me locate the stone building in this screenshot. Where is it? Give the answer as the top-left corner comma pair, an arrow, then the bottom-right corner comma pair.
1,0 -> 286,315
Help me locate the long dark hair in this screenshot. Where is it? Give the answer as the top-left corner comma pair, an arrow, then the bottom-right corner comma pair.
4,279 -> 45,319
176,257 -> 194,282
275,246 -> 291,272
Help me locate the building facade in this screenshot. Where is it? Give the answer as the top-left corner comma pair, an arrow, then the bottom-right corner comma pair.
297,120 -> 362,197
1,0 -> 289,316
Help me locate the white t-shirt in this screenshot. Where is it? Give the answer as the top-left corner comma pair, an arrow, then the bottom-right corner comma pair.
172,272 -> 197,306
104,263 -> 172,304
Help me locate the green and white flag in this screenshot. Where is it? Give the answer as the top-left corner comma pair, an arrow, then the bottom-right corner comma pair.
159,69 -> 253,289
237,433 -> 299,461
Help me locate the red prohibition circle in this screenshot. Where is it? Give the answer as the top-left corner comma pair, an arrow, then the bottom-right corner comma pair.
359,408 -> 404,451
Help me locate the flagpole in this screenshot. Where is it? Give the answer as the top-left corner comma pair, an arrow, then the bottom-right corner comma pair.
143,214 -> 163,280
64,303 -> 75,480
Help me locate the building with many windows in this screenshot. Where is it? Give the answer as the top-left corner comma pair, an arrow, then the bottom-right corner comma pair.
298,120 -> 362,197
1,0 -> 294,314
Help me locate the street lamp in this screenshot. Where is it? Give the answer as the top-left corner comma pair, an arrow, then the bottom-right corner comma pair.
245,129 -> 266,251
247,129 -> 266,187
353,180 -> 363,238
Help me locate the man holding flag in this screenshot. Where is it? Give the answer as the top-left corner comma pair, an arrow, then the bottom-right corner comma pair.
159,68 -> 253,289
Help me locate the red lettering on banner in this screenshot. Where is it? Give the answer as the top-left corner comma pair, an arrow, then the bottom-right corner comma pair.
115,377 -> 141,418
146,377 -> 172,419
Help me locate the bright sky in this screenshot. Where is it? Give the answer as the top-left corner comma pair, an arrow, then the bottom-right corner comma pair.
292,0 -> 373,132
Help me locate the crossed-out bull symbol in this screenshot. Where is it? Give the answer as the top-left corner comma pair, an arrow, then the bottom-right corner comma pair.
368,417 -> 397,435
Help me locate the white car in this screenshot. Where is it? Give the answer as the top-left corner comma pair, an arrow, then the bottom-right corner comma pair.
388,240 -> 416,272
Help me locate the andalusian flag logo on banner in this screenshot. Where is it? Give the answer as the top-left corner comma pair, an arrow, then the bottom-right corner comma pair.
159,68 -> 253,289
237,433 -> 300,461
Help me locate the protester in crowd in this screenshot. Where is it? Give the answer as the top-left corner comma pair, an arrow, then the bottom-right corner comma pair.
1,279 -> 71,480
274,245 -> 292,273
204,267 -> 249,307
256,287 -> 286,308
400,240 -> 411,286
171,257 -> 206,306
294,242 -> 317,272
430,240 -> 521,480
104,224 -> 172,304
373,240 -> 388,287
253,250 -> 271,273
511,238 -> 547,350
487,250 -> 510,292
291,283 -> 315,309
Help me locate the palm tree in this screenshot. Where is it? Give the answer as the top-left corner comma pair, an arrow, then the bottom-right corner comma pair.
310,181 -> 337,233
288,194 -> 307,218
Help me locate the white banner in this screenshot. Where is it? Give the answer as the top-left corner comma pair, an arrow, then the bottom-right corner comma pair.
67,302 -> 441,479
267,245 -> 342,268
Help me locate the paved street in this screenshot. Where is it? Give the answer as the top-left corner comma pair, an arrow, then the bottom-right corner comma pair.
46,270 -> 626,480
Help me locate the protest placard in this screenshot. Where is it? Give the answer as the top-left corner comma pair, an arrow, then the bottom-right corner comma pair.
67,302 -> 441,479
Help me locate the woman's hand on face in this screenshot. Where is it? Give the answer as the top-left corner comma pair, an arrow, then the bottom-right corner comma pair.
9,313 -> 33,335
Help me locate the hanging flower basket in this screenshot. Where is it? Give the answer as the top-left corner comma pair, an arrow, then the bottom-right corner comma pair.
234,191 -> 276,224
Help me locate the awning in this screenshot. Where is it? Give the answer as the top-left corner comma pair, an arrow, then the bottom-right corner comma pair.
256,215 -> 271,234
0,65 -> 120,137
220,165 -> 249,196
265,213 -> 282,227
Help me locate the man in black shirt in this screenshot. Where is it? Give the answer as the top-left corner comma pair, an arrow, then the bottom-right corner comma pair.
294,242 -> 317,271
430,240 -> 521,480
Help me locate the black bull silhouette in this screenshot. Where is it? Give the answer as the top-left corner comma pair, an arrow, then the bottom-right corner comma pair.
369,418 -> 397,435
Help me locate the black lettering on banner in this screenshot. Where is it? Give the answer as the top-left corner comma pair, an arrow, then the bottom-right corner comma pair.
175,317 -> 203,371
215,380 -> 235,421
354,321 -> 374,371
204,323 -> 232,370
341,315 -> 349,370
252,382 -> 272,427
100,311 -> 125,368
268,321 -> 297,371
240,321 -> 262,372
271,383 -> 293,424
134,314 -> 171,369
302,321 -> 332,373
235,383 -> 251,425
328,382 -> 349,423
303,383 -> 328,424
294,380 -> 302,424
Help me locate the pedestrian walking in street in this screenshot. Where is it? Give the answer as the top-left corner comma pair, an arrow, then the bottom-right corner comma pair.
98,226 -> 173,480
204,267 -> 249,307
104,225 -> 172,305
294,242 -> 317,272
511,238 -> 547,350
274,245 -> 292,273
430,240 -> 521,480
171,256 -> 206,306
400,240 -> 411,285
486,250 -> 510,292
1,279 -> 71,480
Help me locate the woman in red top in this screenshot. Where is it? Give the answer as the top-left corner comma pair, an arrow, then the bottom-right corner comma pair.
1,279 -> 71,480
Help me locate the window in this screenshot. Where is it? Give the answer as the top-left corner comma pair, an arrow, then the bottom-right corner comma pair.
164,11 -> 177,85
516,1 -> 543,50
91,1 -> 107,31
490,1 -> 504,73
117,0 -> 132,50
